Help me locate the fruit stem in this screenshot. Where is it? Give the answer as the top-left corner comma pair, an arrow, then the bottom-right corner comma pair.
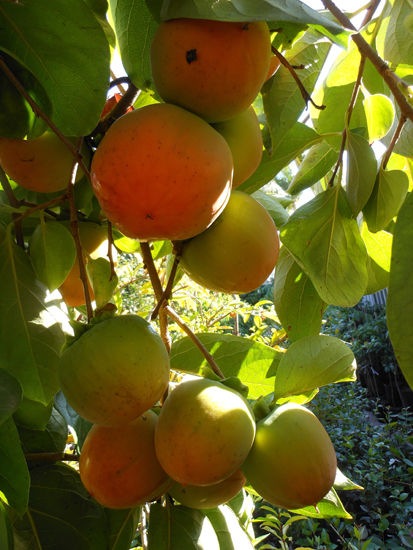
106,220 -> 117,281
92,81 -> 141,137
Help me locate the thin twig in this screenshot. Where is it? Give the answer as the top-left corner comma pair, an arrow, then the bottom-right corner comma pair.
164,305 -> 225,379
110,69 -> 127,95
67,138 -> 93,322
11,194 -> 68,224
0,55 -> 91,181
382,116 -> 407,170
107,220 -> 116,281
25,452 -> 79,462
92,82 -> 141,137
151,243 -> 183,321
271,46 -> 325,111
360,0 -> 381,28
0,166 -> 24,248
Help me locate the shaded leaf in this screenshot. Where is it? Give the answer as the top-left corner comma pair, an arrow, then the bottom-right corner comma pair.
280,185 -> 368,306
288,141 -> 338,195
9,463 -> 108,550
86,257 -> 118,309
387,192 -> 413,389
0,500 -> 13,550
376,0 -> 413,65
18,407 -> 68,456
272,334 -> 356,402
362,223 -> 392,295
0,417 -> 30,516
0,226 -> 65,404
0,368 -> 22,426
13,396 -> 53,431
251,191 -> 289,227
291,488 -> 352,519
170,334 -> 283,399
147,502 -> 219,550
363,94 -> 394,142
345,130 -> 378,217
29,220 -> 77,293
0,0 -> 110,136
363,167 -> 409,233
273,247 -> 325,342
104,507 -> 140,550
204,505 -> 254,550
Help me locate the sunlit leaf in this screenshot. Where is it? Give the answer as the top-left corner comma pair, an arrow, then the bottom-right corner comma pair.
291,488 -> 352,519
87,257 -> 118,309
288,141 -> 338,195
376,0 -> 413,65
204,505 -> 254,550
362,223 -> 392,295
334,468 -> 363,491
363,94 -> 394,142
251,191 -> 289,227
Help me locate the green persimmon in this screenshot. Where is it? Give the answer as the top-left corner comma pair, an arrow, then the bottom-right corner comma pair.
180,190 -> 280,294
155,377 -> 255,486
242,403 -> 337,510
58,315 -> 170,426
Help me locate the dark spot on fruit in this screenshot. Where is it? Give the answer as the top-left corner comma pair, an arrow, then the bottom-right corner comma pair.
186,49 -> 197,64
243,23 -> 250,31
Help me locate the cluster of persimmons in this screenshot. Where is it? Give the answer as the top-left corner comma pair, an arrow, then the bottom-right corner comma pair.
0,17 -> 337,512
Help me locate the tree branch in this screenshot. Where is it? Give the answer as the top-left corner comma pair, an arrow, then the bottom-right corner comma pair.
151,242 -> 183,321
92,82 -> 141,137
11,194 -> 68,224
25,452 -> 78,462
382,116 -> 407,170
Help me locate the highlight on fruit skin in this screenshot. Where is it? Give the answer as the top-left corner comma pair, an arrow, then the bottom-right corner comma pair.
242,403 -> 337,510
91,103 -> 233,242
79,410 -> 172,509
58,314 -> 170,427
154,377 -> 256,487
212,106 -> 263,188
180,190 -> 280,294
0,131 -> 90,193
168,468 -> 246,509
150,18 -> 271,123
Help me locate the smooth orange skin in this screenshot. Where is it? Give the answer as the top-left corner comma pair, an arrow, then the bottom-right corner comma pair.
180,191 -> 280,294
242,403 -> 337,510
265,56 -> 281,81
91,104 -> 233,241
169,469 -> 246,509
79,411 -> 172,509
150,19 -> 271,123
57,221 -> 107,307
155,378 -> 256,486
0,131 -> 89,193
212,106 -> 263,188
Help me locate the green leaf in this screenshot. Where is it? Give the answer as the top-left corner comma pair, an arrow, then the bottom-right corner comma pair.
387,192 -> 413,390
291,488 -> 352,519
345,130 -> 378,217
251,191 -> 289,227
85,0 -> 117,49
0,0 -> 110,136
0,226 -> 65,404
262,30 -> 331,145
29,220 -> 77,293
272,334 -> 356,402
239,123 -> 324,194
0,417 -> 30,516
363,167 -> 409,233
18,407 -> 68,456
109,0 -> 158,91
9,463 -> 108,549
170,334 -> 283,399
0,52 -> 51,139
376,0 -> 413,65
86,257 -> 118,309
362,223 -> 392,295
13,397 -> 53,431
288,141 -> 338,195
333,468 -> 363,491
0,500 -> 14,550
273,247 -> 325,342
204,505 -> 254,550
104,507 -> 140,550
363,94 -> 395,142
147,502 -> 219,550
151,240 -> 173,260
0,368 -> 22,426
280,185 -> 368,307
270,20 -> 307,51
160,0 -> 342,31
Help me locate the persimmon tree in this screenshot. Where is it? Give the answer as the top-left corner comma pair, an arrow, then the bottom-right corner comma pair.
0,0 -> 412,549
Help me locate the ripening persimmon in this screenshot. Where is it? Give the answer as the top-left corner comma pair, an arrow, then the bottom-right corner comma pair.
79,410 -> 172,509
150,19 -> 271,122
169,468 -> 246,509
265,55 -> 281,81
57,221 -> 108,307
242,403 -> 337,510
100,93 -> 134,119
212,106 -> 263,188
91,103 -> 233,241
0,131 -> 90,193
155,377 -> 255,486
58,314 -> 170,426
180,190 -> 280,294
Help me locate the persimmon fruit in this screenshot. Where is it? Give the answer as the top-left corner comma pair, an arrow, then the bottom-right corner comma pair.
91,103 -> 233,241
79,410 -> 172,509
154,377 -> 255,486
242,403 -> 337,510
100,93 -> 133,119
57,221 -> 108,307
150,19 -> 271,122
169,468 -> 246,509
212,106 -> 263,188
58,314 -> 170,426
180,190 -> 280,294
0,131 -> 90,193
